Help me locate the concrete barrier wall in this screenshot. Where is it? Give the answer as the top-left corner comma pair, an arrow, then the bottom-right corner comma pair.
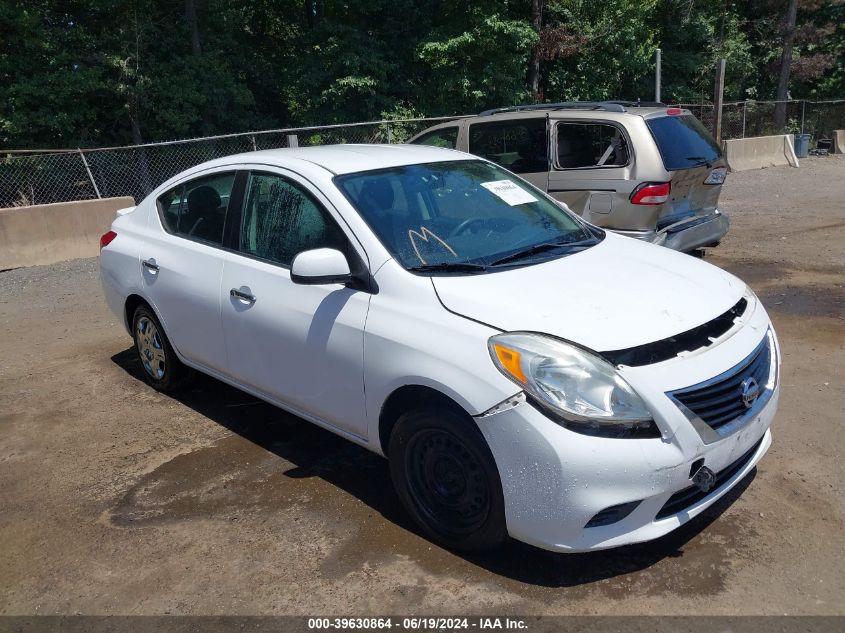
722,134 -> 799,172
0,197 -> 134,270
833,130 -> 845,154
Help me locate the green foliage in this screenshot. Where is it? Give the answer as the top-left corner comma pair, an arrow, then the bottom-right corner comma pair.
0,0 -> 842,149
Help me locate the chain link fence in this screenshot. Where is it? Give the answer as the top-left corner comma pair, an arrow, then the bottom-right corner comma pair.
2,101 -> 844,208
0,117 -> 462,208
676,99 -> 845,142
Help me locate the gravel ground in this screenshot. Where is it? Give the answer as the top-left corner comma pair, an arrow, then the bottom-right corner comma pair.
1,156 -> 843,615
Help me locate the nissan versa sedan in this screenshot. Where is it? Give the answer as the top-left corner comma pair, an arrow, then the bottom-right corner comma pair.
99,144 -> 779,552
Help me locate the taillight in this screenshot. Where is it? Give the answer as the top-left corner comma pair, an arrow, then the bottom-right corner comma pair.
666,108 -> 682,116
630,182 -> 671,205
704,167 -> 728,184
100,230 -> 117,250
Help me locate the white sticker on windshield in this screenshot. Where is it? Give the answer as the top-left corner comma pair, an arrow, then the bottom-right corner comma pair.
480,180 -> 537,206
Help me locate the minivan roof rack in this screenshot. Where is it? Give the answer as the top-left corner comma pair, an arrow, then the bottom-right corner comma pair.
604,100 -> 668,108
479,101 -> 629,116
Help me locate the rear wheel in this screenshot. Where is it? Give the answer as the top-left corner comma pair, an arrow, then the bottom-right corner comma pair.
389,407 -> 507,551
131,304 -> 192,392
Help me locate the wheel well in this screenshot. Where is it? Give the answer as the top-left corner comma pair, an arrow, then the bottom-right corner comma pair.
124,294 -> 149,331
378,385 -> 469,455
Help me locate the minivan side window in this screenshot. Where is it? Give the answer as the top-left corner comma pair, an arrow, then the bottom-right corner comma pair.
155,172 -> 236,246
556,122 -> 630,169
468,119 -> 549,174
239,172 -> 347,267
412,127 -> 459,149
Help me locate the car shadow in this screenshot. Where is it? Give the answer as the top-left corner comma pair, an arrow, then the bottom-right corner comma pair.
111,347 -> 758,588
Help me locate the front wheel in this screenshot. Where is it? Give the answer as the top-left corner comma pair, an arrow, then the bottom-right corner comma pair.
389,407 -> 508,551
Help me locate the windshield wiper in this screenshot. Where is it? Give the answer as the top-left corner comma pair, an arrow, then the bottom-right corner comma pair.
490,237 -> 596,267
407,262 -> 489,274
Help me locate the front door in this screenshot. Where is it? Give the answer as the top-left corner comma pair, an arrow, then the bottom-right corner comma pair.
220,169 -> 371,438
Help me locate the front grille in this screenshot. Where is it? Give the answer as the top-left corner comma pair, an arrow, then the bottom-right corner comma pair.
656,435 -> 764,520
669,335 -> 771,430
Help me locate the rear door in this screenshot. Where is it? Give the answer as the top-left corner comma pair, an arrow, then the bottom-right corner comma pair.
141,170 -> 243,373
466,116 -> 549,190
645,113 -> 727,227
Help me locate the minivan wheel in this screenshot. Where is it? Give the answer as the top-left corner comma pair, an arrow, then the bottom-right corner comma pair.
131,304 -> 192,392
389,407 -> 508,551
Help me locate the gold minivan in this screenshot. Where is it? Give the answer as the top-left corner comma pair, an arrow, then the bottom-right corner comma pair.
408,102 -> 730,253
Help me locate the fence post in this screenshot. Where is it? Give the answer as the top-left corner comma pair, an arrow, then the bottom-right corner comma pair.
742,100 -> 747,139
250,135 -> 257,151
287,134 -> 299,148
387,122 -> 393,144
78,149 -> 101,199
713,59 -> 726,144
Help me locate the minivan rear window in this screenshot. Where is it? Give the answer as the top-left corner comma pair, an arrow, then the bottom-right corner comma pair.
646,114 -> 721,171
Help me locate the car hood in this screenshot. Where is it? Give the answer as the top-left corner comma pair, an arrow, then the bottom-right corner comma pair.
432,233 -> 746,352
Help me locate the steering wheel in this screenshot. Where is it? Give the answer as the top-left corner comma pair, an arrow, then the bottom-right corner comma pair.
448,217 -> 488,239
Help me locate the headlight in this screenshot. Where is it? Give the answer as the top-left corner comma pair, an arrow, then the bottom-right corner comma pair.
488,333 -> 659,438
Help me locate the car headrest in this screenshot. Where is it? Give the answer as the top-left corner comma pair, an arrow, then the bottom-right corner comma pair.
187,185 -> 221,216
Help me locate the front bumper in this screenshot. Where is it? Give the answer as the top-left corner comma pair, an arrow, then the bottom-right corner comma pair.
474,301 -> 778,552
612,209 -> 731,253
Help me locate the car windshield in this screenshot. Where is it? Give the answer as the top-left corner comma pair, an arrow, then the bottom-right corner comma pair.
334,160 -> 599,272
646,114 -> 722,170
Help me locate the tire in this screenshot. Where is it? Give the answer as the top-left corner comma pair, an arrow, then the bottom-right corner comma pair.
388,407 -> 508,551
131,304 -> 192,393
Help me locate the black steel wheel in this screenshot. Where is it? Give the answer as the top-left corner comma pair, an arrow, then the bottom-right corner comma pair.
389,407 -> 507,551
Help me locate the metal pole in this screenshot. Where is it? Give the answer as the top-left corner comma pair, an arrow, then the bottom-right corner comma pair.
78,149 -> 101,199
286,134 -> 299,148
250,135 -> 257,151
713,59 -> 726,144
655,48 -> 662,103
387,122 -> 393,144
742,100 -> 747,138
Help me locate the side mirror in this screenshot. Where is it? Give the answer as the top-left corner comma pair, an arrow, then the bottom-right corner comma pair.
290,248 -> 352,285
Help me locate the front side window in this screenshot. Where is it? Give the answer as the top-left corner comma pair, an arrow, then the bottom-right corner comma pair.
335,160 -> 598,271
411,127 -> 459,149
468,119 -> 549,174
556,122 -> 630,169
239,172 -> 347,267
155,172 -> 235,246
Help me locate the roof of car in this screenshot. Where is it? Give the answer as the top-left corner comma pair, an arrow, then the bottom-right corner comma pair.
209,143 -> 473,176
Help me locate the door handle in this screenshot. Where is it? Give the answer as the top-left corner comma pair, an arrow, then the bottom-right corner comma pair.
142,258 -> 159,272
230,288 -> 256,304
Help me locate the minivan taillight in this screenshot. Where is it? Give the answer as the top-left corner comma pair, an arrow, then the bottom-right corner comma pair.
630,182 -> 670,205
100,230 -> 117,250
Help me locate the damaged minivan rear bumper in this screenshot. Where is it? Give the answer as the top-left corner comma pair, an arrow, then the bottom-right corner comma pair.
614,208 -> 731,253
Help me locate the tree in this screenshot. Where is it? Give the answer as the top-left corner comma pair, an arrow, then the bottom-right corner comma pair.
774,0 -> 799,128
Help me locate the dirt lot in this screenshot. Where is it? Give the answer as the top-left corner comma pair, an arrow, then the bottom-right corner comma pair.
1,156 -> 843,616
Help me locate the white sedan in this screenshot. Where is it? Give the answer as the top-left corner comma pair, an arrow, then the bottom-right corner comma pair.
99,144 -> 779,552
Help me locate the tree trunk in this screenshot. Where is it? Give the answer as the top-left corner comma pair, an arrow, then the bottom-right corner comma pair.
527,0 -> 543,100
185,0 -> 202,55
773,0 -> 798,130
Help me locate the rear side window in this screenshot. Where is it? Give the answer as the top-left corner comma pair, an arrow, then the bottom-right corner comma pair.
239,172 -> 347,267
468,119 -> 548,174
556,122 -> 630,169
646,114 -> 721,171
412,127 -> 459,148
155,172 -> 236,246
